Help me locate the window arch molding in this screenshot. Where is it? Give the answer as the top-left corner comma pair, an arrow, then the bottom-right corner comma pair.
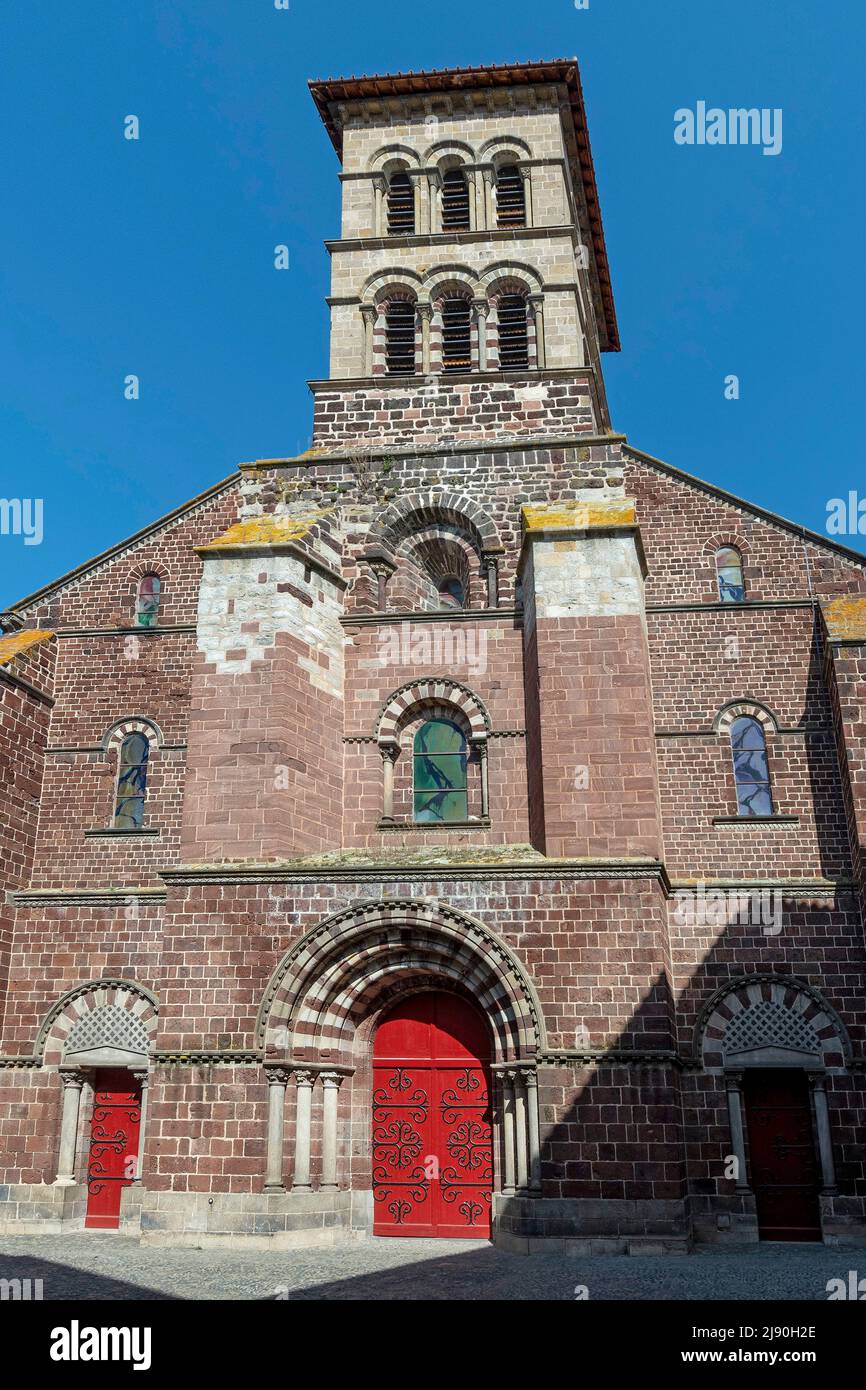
37,977 -> 158,1067
423,138 -> 476,166
478,135 -> 533,163
101,716 -> 164,753
695,973 -> 851,1073
377,679 -> 490,748
713,700 -> 778,738
367,144 -> 422,173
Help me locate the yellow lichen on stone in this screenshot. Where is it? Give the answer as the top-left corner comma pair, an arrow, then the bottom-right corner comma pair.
0,629 -> 55,667
522,500 -> 636,531
822,596 -> 866,641
200,510 -> 334,550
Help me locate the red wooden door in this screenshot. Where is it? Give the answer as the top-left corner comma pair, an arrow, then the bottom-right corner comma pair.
743,1070 -> 822,1241
372,992 -> 493,1237
84,1069 -> 143,1230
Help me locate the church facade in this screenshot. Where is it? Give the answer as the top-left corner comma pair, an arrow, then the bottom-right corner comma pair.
1,59 -> 865,1253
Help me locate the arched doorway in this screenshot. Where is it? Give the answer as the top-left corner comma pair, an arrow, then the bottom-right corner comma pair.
372,991 -> 493,1238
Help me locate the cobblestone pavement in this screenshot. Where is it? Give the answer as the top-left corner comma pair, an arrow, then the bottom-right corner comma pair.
0,1235 -> 863,1300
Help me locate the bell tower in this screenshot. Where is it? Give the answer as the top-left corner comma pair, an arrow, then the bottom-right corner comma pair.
308,60 -> 620,450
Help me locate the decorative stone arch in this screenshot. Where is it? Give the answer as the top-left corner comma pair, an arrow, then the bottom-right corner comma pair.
258,898 -> 545,1064
703,532 -> 752,560
371,490 -> 501,555
101,715 -> 164,753
38,978 -> 158,1067
369,492 -> 503,608
127,559 -> 170,585
697,974 -> 851,1073
426,270 -> 479,305
423,138 -> 476,167
368,143 -> 422,173
377,678 -> 490,749
478,134 -> 533,163
713,700 -> 778,738
362,266 -> 424,306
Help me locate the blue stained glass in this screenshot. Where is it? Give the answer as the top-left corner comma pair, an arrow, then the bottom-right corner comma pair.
113,733 -> 150,829
730,716 -> 773,816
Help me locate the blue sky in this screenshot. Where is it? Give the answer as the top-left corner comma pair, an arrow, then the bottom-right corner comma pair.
2,1 -> 864,605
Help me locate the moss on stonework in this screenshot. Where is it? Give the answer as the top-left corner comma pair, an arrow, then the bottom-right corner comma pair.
178,845 -> 661,873
522,500 -> 635,531
199,511 -> 334,550
822,596 -> 866,641
0,629 -> 54,667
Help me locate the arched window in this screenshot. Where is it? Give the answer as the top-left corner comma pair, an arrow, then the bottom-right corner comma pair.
730,716 -> 773,816
385,301 -> 416,375
497,295 -> 529,369
495,164 -> 525,227
441,297 -> 472,372
436,576 -> 465,609
413,718 -> 468,822
135,574 -> 161,628
441,167 -> 470,231
113,732 -> 150,830
387,170 -> 414,234
716,547 -> 745,603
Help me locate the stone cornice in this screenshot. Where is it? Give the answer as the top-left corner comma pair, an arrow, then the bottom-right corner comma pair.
242,429 -> 625,470
324,223 -> 580,255
340,606 -> 521,627
11,886 -> 167,906
159,856 -> 670,889
647,600 -> 814,614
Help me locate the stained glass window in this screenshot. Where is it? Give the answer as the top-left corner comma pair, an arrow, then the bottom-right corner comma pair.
135,575 -> 161,627
413,719 -> 468,822
716,547 -> 745,603
113,732 -> 150,829
730,716 -> 773,816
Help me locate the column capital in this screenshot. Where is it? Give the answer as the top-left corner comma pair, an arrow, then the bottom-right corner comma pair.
360,303 -> 378,324
59,1068 -> 84,1090
416,301 -> 433,322
320,1070 -> 344,1089
265,1065 -> 292,1086
294,1068 -> 315,1088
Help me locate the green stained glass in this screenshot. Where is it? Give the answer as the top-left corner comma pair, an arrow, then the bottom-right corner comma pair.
413,719 -> 468,822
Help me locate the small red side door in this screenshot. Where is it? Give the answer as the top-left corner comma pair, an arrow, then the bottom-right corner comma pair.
743,1069 -> 822,1241
84,1069 -> 142,1230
